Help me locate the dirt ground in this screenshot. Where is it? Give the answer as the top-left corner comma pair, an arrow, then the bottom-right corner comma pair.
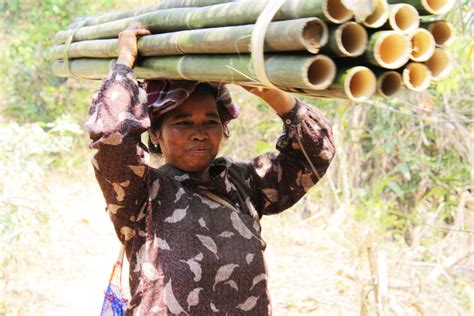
5,169 -> 473,315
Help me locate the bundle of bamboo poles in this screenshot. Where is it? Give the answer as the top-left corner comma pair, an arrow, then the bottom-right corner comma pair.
51,0 -> 455,101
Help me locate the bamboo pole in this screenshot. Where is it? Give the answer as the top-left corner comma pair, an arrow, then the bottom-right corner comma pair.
409,28 -> 435,62
383,4 -> 419,34
55,0 -> 353,44
375,70 -> 402,97
323,22 -> 368,57
421,20 -> 455,47
402,62 -> 431,91
365,31 -> 411,69
361,0 -> 389,28
424,48 -> 452,80
387,0 -> 455,15
51,18 -> 328,59
51,54 -> 337,90
304,66 -> 376,101
67,0 -> 235,29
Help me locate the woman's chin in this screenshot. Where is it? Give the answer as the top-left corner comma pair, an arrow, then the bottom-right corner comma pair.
176,160 -> 212,175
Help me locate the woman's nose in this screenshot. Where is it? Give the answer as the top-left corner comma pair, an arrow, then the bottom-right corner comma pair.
191,126 -> 208,141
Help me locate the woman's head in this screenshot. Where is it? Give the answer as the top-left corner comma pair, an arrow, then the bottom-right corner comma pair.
148,83 -> 226,173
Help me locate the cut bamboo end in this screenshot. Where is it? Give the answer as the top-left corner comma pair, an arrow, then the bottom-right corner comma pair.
362,0 -> 389,28
307,55 -> 336,90
426,20 -> 455,46
324,0 -> 354,23
344,67 -> 377,102
388,4 -> 419,34
425,48 -> 451,80
373,31 -> 411,69
421,0 -> 455,15
302,19 -> 329,53
402,62 -> 431,91
410,28 -> 435,62
377,71 -> 402,97
338,22 -> 368,57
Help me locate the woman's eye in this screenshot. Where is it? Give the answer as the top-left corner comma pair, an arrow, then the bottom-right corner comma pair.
205,120 -> 220,125
175,121 -> 192,126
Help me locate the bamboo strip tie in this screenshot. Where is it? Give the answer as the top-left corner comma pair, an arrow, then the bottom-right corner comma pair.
250,0 -> 286,89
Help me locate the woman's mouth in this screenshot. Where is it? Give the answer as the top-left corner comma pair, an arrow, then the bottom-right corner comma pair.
188,147 -> 211,156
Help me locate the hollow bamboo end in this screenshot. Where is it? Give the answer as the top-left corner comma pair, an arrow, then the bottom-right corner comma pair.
430,21 -> 455,46
410,28 -> 436,62
307,55 -> 336,90
389,4 -> 420,34
362,0 -> 389,28
344,67 -> 376,102
403,62 -> 431,91
422,0 -> 455,15
377,71 -> 402,97
324,0 -> 354,24
339,22 -> 368,57
302,19 -> 329,53
375,31 -> 411,69
425,48 -> 452,80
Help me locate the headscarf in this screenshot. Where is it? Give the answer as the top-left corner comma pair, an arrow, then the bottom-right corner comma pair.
144,80 -> 240,127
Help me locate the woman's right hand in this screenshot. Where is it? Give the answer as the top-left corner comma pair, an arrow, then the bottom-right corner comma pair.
116,22 -> 151,68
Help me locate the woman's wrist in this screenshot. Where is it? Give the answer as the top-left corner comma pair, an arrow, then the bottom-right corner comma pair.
116,52 -> 135,68
259,90 -> 296,116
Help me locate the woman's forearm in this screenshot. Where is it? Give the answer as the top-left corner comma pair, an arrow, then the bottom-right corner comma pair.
116,52 -> 135,68
243,86 -> 297,115
258,89 -> 296,115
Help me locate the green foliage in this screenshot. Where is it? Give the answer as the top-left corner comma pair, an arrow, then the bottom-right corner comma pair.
0,116 -> 81,283
0,0 -> 116,123
0,117 -> 81,267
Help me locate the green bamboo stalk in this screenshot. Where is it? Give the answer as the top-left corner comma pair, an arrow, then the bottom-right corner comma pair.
303,66 -> 376,101
424,47 -> 451,80
51,54 -> 336,90
51,18 -> 328,60
373,70 -> 402,97
420,20 -> 455,47
361,0 -> 389,28
68,0 -> 234,29
409,28 -> 435,62
387,0 -> 455,15
55,0 -> 353,44
322,21 -> 367,57
402,62 -> 431,91
51,39 -> 118,60
382,4 -> 419,34
364,30 -> 411,69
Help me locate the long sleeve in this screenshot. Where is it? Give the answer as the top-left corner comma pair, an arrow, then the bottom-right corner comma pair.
86,64 -> 150,244
249,99 -> 335,216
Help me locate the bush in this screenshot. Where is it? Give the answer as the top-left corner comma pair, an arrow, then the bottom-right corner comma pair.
0,116 -> 81,314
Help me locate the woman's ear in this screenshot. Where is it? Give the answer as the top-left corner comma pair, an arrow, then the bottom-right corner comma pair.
149,129 -> 161,146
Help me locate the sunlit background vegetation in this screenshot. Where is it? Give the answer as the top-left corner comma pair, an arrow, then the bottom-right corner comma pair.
0,0 -> 472,315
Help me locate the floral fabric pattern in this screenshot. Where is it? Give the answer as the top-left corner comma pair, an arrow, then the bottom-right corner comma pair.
87,64 -> 335,315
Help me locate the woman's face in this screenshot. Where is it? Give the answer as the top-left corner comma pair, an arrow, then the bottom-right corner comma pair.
153,90 -> 224,175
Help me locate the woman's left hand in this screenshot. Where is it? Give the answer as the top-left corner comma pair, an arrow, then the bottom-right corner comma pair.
242,85 -> 296,115
116,22 -> 151,68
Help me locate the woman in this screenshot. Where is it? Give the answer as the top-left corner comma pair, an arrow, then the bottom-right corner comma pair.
87,23 -> 335,315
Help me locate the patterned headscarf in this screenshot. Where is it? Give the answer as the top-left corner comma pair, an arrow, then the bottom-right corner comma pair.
144,80 -> 240,126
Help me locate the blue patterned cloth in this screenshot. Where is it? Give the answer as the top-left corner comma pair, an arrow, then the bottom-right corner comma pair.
100,259 -> 128,316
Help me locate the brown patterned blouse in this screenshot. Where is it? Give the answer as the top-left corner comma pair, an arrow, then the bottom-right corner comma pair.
86,64 -> 335,315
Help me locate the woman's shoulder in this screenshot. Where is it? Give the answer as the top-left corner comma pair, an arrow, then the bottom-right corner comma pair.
215,156 -> 251,173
